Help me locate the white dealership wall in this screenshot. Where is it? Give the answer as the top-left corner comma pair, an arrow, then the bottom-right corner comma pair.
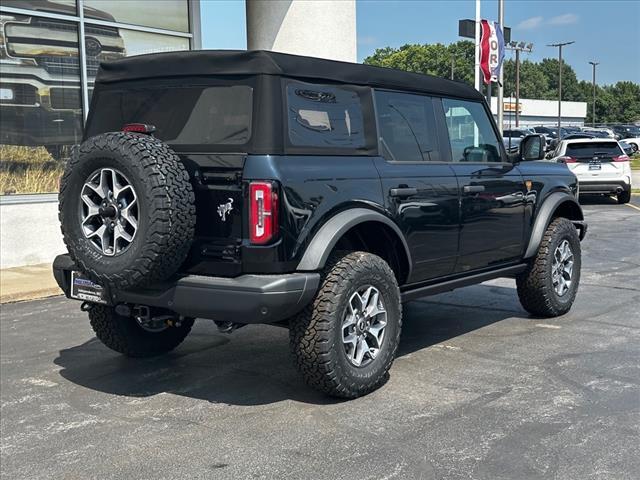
491,97 -> 588,127
0,195 -> 64,269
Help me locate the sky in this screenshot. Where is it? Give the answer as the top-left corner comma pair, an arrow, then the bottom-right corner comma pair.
200,0 -> 640,86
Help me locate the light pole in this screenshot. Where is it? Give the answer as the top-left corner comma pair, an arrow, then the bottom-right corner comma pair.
589,61 -> 599,127
497,0 -> 505,133
505,41 -> 533,127
548,41 -> 575,135
474,0 -> 481,92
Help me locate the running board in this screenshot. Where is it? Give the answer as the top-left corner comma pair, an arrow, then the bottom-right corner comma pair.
401,264 -> 527,302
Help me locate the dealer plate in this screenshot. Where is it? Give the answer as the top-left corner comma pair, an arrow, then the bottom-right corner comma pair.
70,271 -> 108,304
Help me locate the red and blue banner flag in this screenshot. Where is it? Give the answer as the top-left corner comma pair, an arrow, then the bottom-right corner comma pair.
479,20 -> 505,84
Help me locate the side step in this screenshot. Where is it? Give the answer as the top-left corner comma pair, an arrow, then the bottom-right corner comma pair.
400,264 -> 527,302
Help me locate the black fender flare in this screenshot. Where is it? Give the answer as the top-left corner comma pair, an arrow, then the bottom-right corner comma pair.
523,192 -> 585,259
296,208 -> 412,276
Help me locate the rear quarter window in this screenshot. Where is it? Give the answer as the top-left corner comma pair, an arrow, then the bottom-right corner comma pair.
285,80 -> 366,150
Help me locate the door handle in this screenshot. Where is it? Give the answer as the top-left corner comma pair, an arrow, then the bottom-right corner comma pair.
462,185 -> 485,194
389,187 -> 418,198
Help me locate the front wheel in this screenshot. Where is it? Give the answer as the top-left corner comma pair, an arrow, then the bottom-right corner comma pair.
516,217 -> 581,317
289,251 -> 402,398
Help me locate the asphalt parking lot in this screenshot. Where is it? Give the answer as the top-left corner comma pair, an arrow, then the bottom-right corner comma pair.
1,195 -> 639,480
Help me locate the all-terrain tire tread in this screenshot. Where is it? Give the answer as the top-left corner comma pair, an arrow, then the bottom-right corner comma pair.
516,217 -> 581,317
289,251 -> 402,398
59,132 -> 195,290
88,305 -> 194,358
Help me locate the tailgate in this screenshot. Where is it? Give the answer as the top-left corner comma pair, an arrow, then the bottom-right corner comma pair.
180,154 -> 246,277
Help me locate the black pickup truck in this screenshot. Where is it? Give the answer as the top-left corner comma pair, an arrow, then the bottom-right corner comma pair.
54,50 -> 587,398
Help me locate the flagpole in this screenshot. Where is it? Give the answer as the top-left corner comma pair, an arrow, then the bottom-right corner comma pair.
474,0 -> 481,92
497,0 -> 504,133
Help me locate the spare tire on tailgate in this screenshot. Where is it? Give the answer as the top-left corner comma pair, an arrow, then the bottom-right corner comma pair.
59,132 -> 196,290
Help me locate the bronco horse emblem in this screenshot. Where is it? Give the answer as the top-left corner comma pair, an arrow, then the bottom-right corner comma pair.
217,198 -> 234,221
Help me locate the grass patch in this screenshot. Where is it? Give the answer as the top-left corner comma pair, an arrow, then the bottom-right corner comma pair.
631,153 -> 640,170
0,145 -> 64,195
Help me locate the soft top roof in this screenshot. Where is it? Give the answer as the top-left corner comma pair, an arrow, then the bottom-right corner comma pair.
96,49 -> 483,101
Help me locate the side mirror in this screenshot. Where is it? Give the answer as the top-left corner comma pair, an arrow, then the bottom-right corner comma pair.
519,134 -> 546,161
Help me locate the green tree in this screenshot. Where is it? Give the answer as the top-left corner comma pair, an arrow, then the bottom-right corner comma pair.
363,40 -> 640,124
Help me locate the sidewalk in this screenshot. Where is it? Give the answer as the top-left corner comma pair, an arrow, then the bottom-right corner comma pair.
0,263 -> 61,304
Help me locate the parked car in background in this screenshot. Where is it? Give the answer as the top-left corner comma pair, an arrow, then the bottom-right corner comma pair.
502,128 -> 529,151
611,124 -> 640,140
617,136 -> 639,154
583,127 -> 615,138
619,140 -> 636,156
563,126 -> 582,135
550,138 -> 632,204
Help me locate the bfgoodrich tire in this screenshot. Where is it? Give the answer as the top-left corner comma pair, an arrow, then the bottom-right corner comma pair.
516,217 -> 581,317
289,251 -> 402,398
89,305 -> 194,357
59,132 -> 195,290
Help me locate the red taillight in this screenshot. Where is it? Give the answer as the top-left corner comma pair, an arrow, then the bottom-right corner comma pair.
558,156 -> 577,163
613,155 -> 630,162
122,123 -> 156,134
249,182 -> 279,245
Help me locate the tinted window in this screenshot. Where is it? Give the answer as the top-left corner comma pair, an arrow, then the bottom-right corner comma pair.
375,91 -> 440,162
286,81 -> 365,149
565,142 -> 623,158
443,98 -> 502,163
87,85 -> 253,147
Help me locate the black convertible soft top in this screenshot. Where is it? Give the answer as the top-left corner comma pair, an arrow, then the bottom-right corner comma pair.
96,49 -> 483,101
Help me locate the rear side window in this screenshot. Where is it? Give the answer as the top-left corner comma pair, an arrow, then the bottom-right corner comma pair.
442,98 -> 502,163
374,90 -> 441,162
286,81 -> 365,149
565,142 -> 623,158
87,85 -> 253,147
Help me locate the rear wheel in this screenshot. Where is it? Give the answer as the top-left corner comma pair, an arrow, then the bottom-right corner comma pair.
516,217 -> 581,317
89,305 -> 194,357
289,251 -> 402,398
617,188 -> 631,204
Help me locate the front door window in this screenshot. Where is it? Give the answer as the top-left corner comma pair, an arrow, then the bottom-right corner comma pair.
443,98 -> 502,163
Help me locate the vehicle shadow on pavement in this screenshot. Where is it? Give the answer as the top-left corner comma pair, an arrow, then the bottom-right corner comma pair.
54,284 -> 524,406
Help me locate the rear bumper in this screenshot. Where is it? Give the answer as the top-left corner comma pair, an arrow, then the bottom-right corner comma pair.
578,180 -> 630,194
53,254 -> 320,324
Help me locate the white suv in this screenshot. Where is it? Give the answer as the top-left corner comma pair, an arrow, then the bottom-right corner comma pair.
550,138 -> 632,204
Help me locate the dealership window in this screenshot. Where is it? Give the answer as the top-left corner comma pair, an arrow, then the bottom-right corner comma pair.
0,1 -> 195,195
84,0 -> 190,33
0,13 -> 83,195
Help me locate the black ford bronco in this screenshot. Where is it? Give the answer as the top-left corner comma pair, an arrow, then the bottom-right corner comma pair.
54,50 -> 587,398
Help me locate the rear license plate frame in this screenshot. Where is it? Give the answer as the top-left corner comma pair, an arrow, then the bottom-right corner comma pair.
70,271 -> 108,304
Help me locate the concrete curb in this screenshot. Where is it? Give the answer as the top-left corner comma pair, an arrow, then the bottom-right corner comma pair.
0,263 -> 62,304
